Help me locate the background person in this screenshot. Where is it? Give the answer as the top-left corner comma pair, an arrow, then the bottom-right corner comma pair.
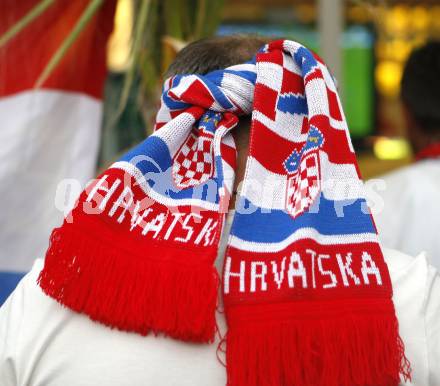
373,41 -> 440,269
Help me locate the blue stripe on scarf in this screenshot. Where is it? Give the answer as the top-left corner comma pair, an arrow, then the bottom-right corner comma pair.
231,196 -> 375,242
294,46 -> 318,77
201,75 -> 234,110
277,93 -> 308,115
162,76 -> 190,110
119,136 -> 172,173
162,93 -> 190,110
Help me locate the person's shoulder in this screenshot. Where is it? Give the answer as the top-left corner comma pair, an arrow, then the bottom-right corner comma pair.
382,247 -> 432,304
0,258 -> 63,336
383,247 -> 440,311
13,258 -> 45,298
382,247 -> 436,284
382,247 -> 419,273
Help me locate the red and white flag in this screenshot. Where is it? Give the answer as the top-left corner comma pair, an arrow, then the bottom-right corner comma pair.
0,0 -> 116,302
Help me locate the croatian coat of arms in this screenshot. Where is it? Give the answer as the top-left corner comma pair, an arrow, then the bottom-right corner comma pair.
173,112 -> 221,188
283,126 -> 324,218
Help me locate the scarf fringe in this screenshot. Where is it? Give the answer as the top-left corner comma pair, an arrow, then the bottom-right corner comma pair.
226,307 -> 411,386
38,223 -> 219,342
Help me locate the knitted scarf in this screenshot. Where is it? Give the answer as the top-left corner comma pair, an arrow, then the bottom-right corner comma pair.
38,40 -> 411,386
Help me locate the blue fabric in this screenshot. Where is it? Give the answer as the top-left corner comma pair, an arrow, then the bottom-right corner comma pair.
119,135 -> 172,173
199,76 -> 234,110
293,46 -> 318,76
231,195 -> 374,243
162,91 -> 190,110
0,271 -> 25,305
162,75 -> 190,110
277,93 -> 308,115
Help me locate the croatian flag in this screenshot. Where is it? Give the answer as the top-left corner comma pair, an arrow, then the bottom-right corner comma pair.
0,0 -> 116,303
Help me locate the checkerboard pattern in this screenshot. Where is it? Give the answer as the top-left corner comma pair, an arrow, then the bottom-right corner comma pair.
173,131 -> 214,188
286,152 -> 320,218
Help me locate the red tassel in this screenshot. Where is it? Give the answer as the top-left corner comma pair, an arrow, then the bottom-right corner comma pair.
38,221 -> 219,343
225,301 -> 411,386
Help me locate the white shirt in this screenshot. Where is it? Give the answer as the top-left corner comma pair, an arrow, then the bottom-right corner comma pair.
372,159 -> 440,269
1,212 -> 440,386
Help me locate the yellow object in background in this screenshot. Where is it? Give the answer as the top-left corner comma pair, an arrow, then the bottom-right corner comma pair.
411,6 -> 429,32
373,137 -> 411,161
385,5 -> 409,37
107,0 -> 133,72
375,60 -> 403,98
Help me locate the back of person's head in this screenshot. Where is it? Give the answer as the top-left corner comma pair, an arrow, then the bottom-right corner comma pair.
401,41 -> 440,136
165,34 -> 267,78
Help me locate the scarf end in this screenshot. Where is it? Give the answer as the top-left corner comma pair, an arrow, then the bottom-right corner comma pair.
225,301 -> 411,386
38,223 -> 219,343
